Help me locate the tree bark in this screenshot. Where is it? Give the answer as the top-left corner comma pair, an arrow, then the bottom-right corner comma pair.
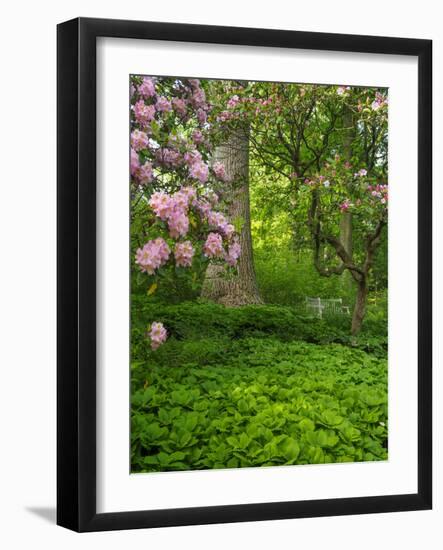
340,107 -> 354,291
201,128 -> 262,306
351,278 -> 368,335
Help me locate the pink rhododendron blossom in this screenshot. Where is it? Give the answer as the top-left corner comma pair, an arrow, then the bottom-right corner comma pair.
354,168 -> 367,177
167,210 -> 189,239
184,150 -> 202,167
191,87 -> 207,109
192,198 -> 212,219
172,97 -> 187,116
197,108 -> 207,125
130,148 -> 140,176
223,223 -> 235,239
227,95 -> 240,108
340,200 -> 351,212
138,77 -> 156,98
225,240 -> 241,266
336,86 -> 350,95
189,161 -> 209,183
131,130 -> 149,151
172,189 -> 191,210
137,161 -> 154,185
155,96 -> 172,112
212,161 -> 227,181
367,184 -> 388,205
155,148 -> 182,167
179,186 -> 197,202
149,191 -> 173,220
217,111 -> 235,123
135,238 -> 170,275
203,232 -> 224,258
371,93 -> 388,111
208,211 -> 229,234
192,130 -> 204,144
148,322 -> 167,350
174,241 -> 195,267
133,100 -> 155,126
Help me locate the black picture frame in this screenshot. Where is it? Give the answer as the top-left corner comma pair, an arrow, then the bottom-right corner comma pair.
57,17 -> 432,532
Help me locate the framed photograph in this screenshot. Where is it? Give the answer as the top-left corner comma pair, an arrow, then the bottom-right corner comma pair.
57,17 -> 432,532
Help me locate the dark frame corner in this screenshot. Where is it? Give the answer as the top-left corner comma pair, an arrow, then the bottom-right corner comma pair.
57,17 -> 432,532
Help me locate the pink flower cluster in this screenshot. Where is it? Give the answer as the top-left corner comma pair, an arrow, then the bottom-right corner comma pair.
185,147 -> 210,183
184,79 -> 209,123
220,94 -> 275,122
212,161 -> 227,181
138,77 -> 156,98
225,240 -> 241,266
131,130 -> 149,151
137,161 -> 154,185
368,184 -> 388,205
354,168 -> 367,177
174,241 -> 195,267
371,92 -> 388,111
149,188 -> 196,239
336,86 -> 350,95
168,210 -> 189,239
155,147 -> 183,168
130,148 -> 140,176
172,97 -> 187,116
196,108 -> 207,125
203,232 -> 224,258
189,160 -> 209,183
133,100 -> 155,126
227,95 -> 240,108
135,238 -> 170,274
192,129 -> 204,144
148,321 -> 167,350
156,96 -> 172,112
184,149 -> 202,167
207,211 -> 235,238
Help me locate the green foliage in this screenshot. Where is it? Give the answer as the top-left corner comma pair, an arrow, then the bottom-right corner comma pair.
131,298 -> 388,472
131,297 -> 387,360
131,337 -> 387,472
254,247 -> 357,306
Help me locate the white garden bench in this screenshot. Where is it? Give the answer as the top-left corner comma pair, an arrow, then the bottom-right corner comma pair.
305,297 -> 350,319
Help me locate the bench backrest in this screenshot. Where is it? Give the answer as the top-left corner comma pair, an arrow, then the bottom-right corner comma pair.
305,297 -> 345,318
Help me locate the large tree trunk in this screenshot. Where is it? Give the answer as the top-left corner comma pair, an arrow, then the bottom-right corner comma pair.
351,278 -> 368,335
201,128 -> 262,306
340,107 -> 354,292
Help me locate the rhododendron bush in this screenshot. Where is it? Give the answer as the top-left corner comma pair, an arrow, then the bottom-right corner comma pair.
130,75 -> 242,342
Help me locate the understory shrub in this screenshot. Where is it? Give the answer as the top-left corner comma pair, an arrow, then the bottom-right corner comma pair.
131,297 -> 388,360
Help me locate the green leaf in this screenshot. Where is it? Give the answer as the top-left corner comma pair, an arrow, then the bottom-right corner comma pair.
298,418 -> 315,432
279,437 -> 300,461
147,282 -> 158,296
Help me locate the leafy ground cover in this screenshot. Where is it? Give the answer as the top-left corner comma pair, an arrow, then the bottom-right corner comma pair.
131,300 -> 388,472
